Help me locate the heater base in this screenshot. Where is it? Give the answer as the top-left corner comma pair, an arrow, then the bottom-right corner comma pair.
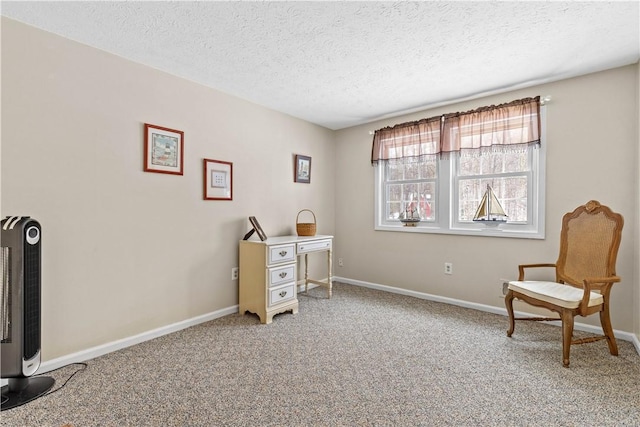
1,376 -> 55,411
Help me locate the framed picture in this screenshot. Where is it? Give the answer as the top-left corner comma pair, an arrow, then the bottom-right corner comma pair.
144,123 -> 184,175
295,154 -> 311,183
203,158 -> 233,200
249,216 -> 267,241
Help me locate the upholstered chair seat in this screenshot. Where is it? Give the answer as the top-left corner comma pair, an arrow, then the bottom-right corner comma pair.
508,281 -> 603,309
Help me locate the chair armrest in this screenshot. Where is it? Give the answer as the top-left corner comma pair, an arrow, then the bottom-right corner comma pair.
583,276 -> 621,286
582,276 -> 621,292
579,276 -> 621,315
517,263 -> 557,281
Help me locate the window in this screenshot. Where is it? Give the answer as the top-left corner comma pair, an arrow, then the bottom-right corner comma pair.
373,97 -> 545,238
382,157 -> 438,223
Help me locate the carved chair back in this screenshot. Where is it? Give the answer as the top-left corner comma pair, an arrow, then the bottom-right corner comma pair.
556,200 -> 623,288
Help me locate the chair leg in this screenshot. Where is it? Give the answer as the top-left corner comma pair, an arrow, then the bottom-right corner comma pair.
600,304 -> 619,356
505,290 -> 515,337
561,309 -> 574,368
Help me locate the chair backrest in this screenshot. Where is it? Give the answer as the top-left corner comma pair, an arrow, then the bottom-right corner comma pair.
556,200 -> 623,287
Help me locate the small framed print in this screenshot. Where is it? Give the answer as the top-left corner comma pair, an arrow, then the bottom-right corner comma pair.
295,154 -> 311,183
203,158 -> 233,200
144,123 -> 184,175
249,216 -> 267,241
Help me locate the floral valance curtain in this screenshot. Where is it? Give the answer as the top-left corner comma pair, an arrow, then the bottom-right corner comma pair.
371,96 -> 540,164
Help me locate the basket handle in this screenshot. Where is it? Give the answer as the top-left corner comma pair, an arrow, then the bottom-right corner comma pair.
296,209 -> 316,225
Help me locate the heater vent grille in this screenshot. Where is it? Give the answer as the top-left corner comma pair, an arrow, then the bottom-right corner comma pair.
1,246 -> 10,342
23,239 -> 40,360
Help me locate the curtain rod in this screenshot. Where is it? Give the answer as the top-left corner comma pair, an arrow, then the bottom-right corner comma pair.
368,95 -> 552,135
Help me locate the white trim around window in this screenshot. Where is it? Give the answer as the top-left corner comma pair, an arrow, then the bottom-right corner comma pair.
374,107 -> 546,239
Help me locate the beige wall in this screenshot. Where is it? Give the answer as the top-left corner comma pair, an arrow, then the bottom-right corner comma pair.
335,64 -> 639,334
1,18 -> 336,360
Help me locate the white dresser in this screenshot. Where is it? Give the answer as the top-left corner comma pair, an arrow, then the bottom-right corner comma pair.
239,235 -> 333,324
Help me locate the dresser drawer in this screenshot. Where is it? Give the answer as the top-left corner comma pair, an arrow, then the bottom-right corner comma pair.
269,264 -> 296,287
268,244 -> 295,265
297,239 -> 332,254
269,284 -> 296,306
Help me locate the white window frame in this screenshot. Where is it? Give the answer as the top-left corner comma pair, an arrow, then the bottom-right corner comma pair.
374,107 -> 546,239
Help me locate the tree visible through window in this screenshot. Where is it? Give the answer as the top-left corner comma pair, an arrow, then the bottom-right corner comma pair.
384,157 -> 437,222
457,150 -> 530,222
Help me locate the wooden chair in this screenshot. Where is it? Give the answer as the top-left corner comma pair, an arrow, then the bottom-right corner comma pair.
505,200 -> 624,367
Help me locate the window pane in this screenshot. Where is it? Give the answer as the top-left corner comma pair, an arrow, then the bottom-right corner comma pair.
386,163 -> 404,181
386,157 -> 437,181
418,158 -> 438,179
458,176 -> 528,222
458,155 -> 481,175
404,160 -> 421,180
386,182 -> 435,221
386,202 -> 403,220
459,151 -> 528,175
385,183 -> 402,219
416,182 -> 435,221
503,151 -> 529,173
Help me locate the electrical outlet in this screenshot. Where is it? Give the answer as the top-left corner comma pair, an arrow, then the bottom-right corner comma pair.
444,262 -> 453,275
231,267 -> 239,280
501,278 -> 510,295
338,258 -> 344,267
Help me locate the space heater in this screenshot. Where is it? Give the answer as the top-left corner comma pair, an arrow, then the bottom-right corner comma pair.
1,216 -> 54,410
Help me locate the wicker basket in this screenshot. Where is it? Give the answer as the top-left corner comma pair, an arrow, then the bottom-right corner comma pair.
296,209 -> 317,236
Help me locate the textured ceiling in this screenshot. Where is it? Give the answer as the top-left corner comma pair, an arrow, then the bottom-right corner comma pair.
2,1 -> 639,130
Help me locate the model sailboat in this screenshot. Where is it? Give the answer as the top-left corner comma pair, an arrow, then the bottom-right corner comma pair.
400,202 -> 421,226
473,185 -> 508,224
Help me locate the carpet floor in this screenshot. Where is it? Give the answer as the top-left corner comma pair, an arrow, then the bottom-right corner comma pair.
2,282 -> 639,426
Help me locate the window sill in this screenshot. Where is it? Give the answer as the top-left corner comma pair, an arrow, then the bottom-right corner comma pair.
374,224 -> 544,239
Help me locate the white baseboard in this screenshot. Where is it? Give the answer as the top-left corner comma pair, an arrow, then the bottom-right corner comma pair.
31,278 -> 326,376
3,278 -> 325,386
333,275 -> 640,354
633,333 -> 640,355
1,305 -> 238,386
3,276 -> 638,388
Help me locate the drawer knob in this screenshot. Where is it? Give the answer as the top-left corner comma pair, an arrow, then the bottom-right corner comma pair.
279,250 -> 288,257
279,290 -> 287,297
279,272 -> 287,278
